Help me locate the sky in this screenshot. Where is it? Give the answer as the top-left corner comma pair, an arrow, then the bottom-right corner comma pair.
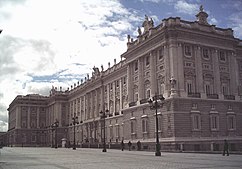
0,0 -> 242,132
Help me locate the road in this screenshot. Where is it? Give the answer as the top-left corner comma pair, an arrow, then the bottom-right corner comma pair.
0,147 -> 241,169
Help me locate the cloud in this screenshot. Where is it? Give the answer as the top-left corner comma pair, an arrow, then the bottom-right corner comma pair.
229,12 -> 242,38
0,0 -> 142,131
210,17 -> 218,25
174,0 -> 199,15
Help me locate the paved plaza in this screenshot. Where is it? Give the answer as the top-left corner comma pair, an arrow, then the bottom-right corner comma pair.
0,147 -> 242,169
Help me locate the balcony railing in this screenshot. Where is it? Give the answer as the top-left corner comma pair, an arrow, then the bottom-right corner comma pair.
140,98 -> 148,104
224,95 -> 235,100
129,101 -> 137,107
207,94 -> 219,99
188,92 -> 201,98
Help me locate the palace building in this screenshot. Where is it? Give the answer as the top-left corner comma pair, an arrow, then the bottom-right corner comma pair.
7,7 -> 242,152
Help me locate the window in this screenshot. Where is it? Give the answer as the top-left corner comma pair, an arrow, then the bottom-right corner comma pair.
192,103 -> 198,109
184,45 -> 191,56
131,121 -> 136,134
205,84 -> 211,94
115,125 -> 120,138
134,61 -> 138,71
158,116 -> 162,132
123,77 -> 126,85
146,89 -> 151,99
211,104 -> 215,110
210,115 -> 219,131
142,119 -> 148,133
185,62 -> 192,67
219,51 -> 226,62
191,114 -> 201,130
203,48 -> 210,60
159,48 -> 164,60
222,84 -> 228,95
116,80 -> 119,88
203,64 -> 210,69
134,93 -> 139,101
146,56 -> 150,66
187,82 -> 192,94
31,135 -> 36,142
110,83 -> 113,90
227,115 -> 236,130
109,126 -> 113,140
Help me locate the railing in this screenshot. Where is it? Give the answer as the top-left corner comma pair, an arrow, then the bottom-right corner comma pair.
207,94 -> 219,99
187,92 -> 201,98
140,98 -> 148,104
224,95 -> 235,100
129,102 -> 137,107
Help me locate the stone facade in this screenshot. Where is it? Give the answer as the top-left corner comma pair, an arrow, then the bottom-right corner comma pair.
7,7 -> 242,151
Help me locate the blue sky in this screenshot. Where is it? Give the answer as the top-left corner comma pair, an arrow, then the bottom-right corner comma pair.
0,0 -> 241,131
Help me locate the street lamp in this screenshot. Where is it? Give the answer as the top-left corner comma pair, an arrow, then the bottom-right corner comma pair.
53,120 -> 59,149
72,116 -> 78,150
148,94 -> 165,156
100,109 -> 109,152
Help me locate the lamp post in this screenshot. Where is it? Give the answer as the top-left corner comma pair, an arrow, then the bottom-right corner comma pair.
100,109 -> 109,152
72,116 -> 78,150
148,94 -> 165,156
53,120 -> 59,149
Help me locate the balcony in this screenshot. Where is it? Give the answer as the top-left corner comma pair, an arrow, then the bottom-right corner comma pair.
207,94 -> 219,99
129,101 -> 137,107
140,98 -> 148,104
224,95 -> 235,100
188,92 -> 201,98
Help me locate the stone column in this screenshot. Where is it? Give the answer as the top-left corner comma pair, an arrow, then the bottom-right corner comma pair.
138,57 -> 144,101
195,46 -> 204,97
127,64 -> 133,103
213,50 -> 221,98
150,52 -> 157,96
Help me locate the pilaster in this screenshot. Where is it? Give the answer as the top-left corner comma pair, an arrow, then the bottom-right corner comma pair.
177,43 -> 185,97
213,50 -> 222,98
113,82 -> 116,115
229,52 -> 237,95
119,78 -> 123,110
27,106 -> 30,128
107,84 -> 110,110
195,46 -> 205,98
127,64 -> 133,103
164,45 -> 170,98
138,57 -> 144,100
150,52 -> 157,96
15,106 -> 21,129
37,107 -> 40,128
